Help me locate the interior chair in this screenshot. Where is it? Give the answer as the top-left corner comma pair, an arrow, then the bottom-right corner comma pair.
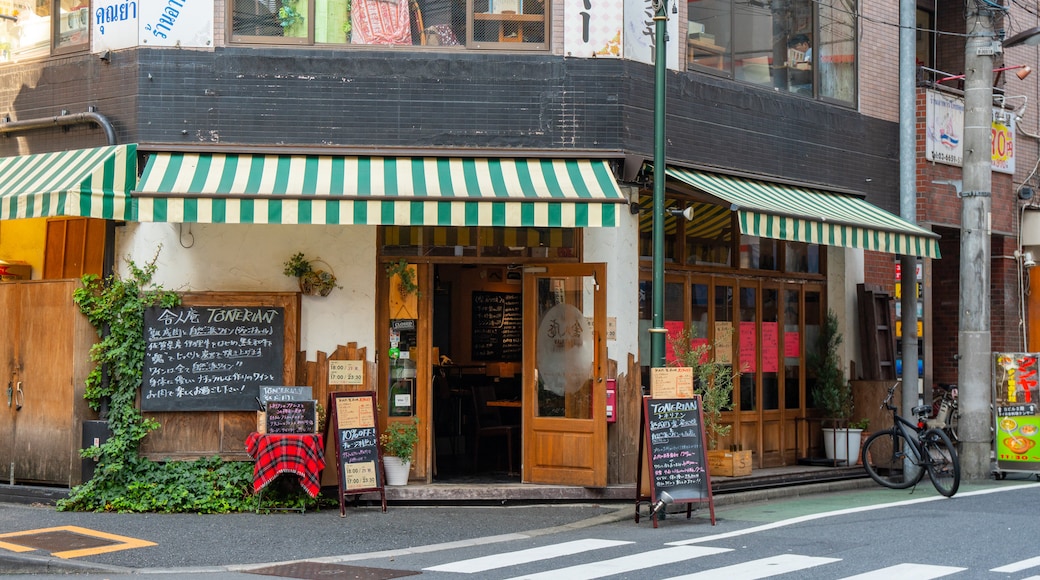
470,385 -> 520,474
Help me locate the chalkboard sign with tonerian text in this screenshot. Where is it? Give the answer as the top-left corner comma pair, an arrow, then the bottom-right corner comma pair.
142,306 -> 285,412
637,396 -> 715,526
471,291 -> 522,362
326,391 -> 386,514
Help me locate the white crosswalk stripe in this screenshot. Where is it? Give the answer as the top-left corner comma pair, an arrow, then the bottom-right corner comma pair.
992,555 -> 1040,573
661,554 -> 840,580
836,563 -> 967,579
500,546 -> 732,580
424,539 -> 633,573
417,537 -> 1028,579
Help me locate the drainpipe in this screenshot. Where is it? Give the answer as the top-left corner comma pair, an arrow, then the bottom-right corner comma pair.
0,108 -> 117,146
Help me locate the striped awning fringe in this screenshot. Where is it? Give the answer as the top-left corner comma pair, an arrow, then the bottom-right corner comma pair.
665,167 -> 941,259
0,144 -> 137,221
134,154 -> 627,227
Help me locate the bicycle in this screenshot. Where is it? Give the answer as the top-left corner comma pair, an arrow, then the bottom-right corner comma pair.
861,382 -> 961,497
927,383 -> 959,447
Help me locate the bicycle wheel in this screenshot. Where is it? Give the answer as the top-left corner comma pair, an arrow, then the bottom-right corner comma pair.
862,429 -> 924,489
921,428 -> 960,497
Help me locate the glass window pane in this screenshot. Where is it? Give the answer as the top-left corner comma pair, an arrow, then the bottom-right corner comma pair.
740,235 -> 778,270
56,0 -> 88,51
685,202 -> 733,266
534,275 -> 594,419
780,0 -> 813,96
818,0 -> 856,103
315,0 -> 351,43
784,288 -> 801,409
804,290 -> 822,408
731,1 -> 773,88
2,3 -> 50,62
691,283 -> 709,339
233,0 -> 289,37
762,288 -> 779,410
471,0 -> 546,47
785,241 -> 820,273
687,0 -> 730,72
739,286 -> 756,411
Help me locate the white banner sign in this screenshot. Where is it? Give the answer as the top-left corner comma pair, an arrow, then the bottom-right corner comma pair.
925,89 -> 1015,175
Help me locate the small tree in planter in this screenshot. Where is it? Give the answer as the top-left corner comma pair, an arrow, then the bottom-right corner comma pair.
807,310 -> 862,463
668,326 -> 749,476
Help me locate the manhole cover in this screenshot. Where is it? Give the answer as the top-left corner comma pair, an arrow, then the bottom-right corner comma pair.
1,529 -> 117,552
247,562 -> 420,579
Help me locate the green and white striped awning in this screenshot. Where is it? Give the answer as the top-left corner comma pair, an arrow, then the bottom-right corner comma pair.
666,167 -> 941,259
0,144 -> 137,221
133,154 -> 627,227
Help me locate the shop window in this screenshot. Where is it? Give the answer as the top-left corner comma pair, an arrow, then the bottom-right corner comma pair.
685,202 -> 733,266
685,0 -> 856,106
784,241 -> 820,274
783,288 -> 801,409
0,0 -> 88,63
738,286 -> 756,411
230,0 -> 547,49
739,235 -> 778,271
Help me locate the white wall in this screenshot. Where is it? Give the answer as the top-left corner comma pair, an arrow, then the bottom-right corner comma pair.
584,187 -> 641,369
834,246 -> 865,380
116,223 -> 378,359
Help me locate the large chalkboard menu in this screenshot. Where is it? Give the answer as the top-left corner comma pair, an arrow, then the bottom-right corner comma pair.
636,396 -> 715,526
326,391 -> 386,514
142,306 -> 285,412
471,291 -> 522,362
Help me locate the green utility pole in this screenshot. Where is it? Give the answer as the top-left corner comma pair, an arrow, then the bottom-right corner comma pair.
649,0 -> 668,369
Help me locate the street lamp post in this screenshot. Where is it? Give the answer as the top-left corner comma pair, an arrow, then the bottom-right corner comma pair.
649,0 -> 669,369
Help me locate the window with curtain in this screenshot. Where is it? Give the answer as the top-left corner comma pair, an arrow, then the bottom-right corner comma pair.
230,0 -> 548,49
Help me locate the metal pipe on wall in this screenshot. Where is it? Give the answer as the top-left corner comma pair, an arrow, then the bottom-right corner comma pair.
0,109 -> 117,146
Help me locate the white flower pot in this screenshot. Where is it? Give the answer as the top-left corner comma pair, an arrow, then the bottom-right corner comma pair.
383,456 -> 411,486
822,428 -> 863,464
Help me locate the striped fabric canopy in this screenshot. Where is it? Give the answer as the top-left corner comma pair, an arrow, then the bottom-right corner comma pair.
0,144 -> 137,221
666,167 -> 941,259
133,154 -> 627,227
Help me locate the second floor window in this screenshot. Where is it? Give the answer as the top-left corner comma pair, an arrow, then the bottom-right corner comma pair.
686,0 -> 856,105
231,0 -> 548,49
0,0 -> 89,64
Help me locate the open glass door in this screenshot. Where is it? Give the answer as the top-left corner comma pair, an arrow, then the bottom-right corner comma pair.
522,263 -> 607,486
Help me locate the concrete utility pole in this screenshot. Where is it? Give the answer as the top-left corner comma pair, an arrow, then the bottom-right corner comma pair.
898,0 -> 919,442
959,3 -> 997,480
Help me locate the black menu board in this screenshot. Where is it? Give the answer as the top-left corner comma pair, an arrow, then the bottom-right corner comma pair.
326,391 -> 386,514
142,306 -> 285,411
636,395 -> 715,526
265,400 -> 317,434
471,291 -> 522,362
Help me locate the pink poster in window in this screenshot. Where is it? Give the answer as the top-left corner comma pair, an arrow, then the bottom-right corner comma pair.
762,322 -> 779,373
740,321 -> 756,373
664,320 -> 685,364
784,331 -> 800,358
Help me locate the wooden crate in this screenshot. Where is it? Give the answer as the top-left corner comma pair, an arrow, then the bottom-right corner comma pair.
707,449 -> 752,477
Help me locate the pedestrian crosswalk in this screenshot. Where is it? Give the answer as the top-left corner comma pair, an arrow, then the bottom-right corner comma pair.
416,536 -> 1040,579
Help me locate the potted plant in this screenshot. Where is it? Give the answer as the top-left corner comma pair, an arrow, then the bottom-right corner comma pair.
808,309 -> 860,463
668,326 -> 750,477
380,417 -> 419,485
385,259 -> 421,298
283,253 -> 340,296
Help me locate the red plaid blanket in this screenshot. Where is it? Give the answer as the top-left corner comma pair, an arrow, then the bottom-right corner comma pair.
245,432 -> 326,498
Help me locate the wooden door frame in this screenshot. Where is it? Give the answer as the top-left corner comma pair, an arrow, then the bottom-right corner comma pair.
521,262 -> 608,487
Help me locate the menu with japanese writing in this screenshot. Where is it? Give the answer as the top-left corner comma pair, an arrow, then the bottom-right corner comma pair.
643,396 -> 711,502
328,391 -> 384,497
994,353 -> 1040,472
142,306 -> 285,411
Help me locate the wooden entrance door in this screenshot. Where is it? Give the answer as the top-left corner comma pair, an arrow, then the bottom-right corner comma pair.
522,263 -> 607,486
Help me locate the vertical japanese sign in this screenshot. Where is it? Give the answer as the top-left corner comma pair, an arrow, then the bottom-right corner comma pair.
564,0 -> 622,57
994,353 -> 1040,472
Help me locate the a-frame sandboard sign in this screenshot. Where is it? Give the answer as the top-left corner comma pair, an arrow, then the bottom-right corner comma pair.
325,391 -> 387,515
635,395 -> 716,527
